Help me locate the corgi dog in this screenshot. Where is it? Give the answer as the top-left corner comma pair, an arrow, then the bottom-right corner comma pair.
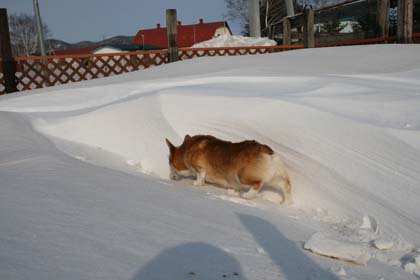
165,135 -> 292,205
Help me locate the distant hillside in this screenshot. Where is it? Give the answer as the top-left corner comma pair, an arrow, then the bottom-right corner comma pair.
46,35 -> 135,52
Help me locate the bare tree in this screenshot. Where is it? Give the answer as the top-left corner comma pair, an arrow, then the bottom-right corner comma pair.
9,13 -> 51,56
224,0 -> 250,35
261,0 -> 296,38
262,0 -> 306,39
225,0 -> 304,39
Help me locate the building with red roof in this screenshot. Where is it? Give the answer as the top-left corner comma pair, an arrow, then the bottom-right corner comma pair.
52,47 -> 98,56
133,19 -> 231,48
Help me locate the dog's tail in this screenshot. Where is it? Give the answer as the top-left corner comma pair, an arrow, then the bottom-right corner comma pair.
269,153 -> 292,205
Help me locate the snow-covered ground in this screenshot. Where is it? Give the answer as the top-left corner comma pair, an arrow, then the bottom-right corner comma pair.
192,34 -> 276,48
1,45 -> 420,280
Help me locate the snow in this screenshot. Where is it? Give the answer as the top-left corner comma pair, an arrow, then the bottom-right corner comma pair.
1,44 -> 420,279
416,255 -> 420,266
330,266 -> 347,276
192,34 -> 276,48
404,262 -> 417,274
360,215 -> 378,233
304,232 -> 371,265
373,239 -> 394,250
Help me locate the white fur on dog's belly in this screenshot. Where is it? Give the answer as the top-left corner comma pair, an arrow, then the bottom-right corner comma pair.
206,176 -> 231,188
206,177 -> 241,191
178,169 -> 194,177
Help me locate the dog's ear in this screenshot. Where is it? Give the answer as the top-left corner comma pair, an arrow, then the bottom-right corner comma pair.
184,134 -> 191,142
165,138 -> 176,153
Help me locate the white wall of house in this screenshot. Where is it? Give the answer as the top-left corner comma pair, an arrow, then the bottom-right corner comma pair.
213,26 -> 232,37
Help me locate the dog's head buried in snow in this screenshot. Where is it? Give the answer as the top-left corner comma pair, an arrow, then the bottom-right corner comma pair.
165,134 -> 293,205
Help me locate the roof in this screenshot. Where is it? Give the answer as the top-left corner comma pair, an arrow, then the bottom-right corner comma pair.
52,47 -> 97,56
107,44 -> 162,51
133,19 -> 231,48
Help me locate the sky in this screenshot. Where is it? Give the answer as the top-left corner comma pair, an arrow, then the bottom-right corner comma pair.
2,0 -> 242,43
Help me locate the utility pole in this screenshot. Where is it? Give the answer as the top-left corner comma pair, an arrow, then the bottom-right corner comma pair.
33,0 -> 46,56
248,0 -> 261,37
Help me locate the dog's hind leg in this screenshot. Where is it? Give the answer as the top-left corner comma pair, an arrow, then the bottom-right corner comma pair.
270,175 -> 293,205
240,180 -> 263,200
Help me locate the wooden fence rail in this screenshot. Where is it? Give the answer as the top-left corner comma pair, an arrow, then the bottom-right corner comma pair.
315,36 -> 390,47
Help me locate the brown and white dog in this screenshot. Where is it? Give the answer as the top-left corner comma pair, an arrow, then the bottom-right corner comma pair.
165,135 -> 292,205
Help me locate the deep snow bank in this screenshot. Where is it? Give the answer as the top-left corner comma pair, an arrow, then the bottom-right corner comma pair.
1,45 -> 420,248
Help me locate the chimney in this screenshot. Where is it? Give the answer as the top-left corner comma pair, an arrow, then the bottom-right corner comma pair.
157,23 -> 161,28
178,21 -> 181,26
199,18 -> 204,24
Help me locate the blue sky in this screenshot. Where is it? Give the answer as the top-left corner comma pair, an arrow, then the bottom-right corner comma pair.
2,0 -> 241,43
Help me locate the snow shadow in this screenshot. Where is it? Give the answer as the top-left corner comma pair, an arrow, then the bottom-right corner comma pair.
131,242 -> 245,280
237,214 -> 339,280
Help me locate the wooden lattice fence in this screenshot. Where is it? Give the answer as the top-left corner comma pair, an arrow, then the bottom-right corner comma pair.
0,45 -> 302,95
1,36 -> 420,95
13,50 -> 168,92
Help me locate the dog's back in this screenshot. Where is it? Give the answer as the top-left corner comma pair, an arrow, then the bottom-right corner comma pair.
167,135 -> 292,204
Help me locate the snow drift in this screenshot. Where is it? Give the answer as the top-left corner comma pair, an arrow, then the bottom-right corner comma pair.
192,34 -> 276,48
1,44 -> 420,280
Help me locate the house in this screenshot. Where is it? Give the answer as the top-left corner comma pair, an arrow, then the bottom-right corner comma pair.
133,19 -> 232,48
52,47 -> 98,56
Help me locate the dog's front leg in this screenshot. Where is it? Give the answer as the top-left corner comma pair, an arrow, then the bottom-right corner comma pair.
193,169 -> 206,186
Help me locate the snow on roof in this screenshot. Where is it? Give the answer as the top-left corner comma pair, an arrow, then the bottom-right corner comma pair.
191,34 -> 277,48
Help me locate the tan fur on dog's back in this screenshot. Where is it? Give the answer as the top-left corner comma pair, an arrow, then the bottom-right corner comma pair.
166,135 -> 292,204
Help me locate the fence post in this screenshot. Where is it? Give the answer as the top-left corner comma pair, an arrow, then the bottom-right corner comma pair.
397,0 -> 414,43
283,18 -> 292,45
377,0 -> 390,38
303,7 -> 315,48
0,8 -> 17,93
166,9 -> 179,63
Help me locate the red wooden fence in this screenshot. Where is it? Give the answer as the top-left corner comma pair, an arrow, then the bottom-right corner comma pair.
0,45 -> 302,95
0,37 -> 419,95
